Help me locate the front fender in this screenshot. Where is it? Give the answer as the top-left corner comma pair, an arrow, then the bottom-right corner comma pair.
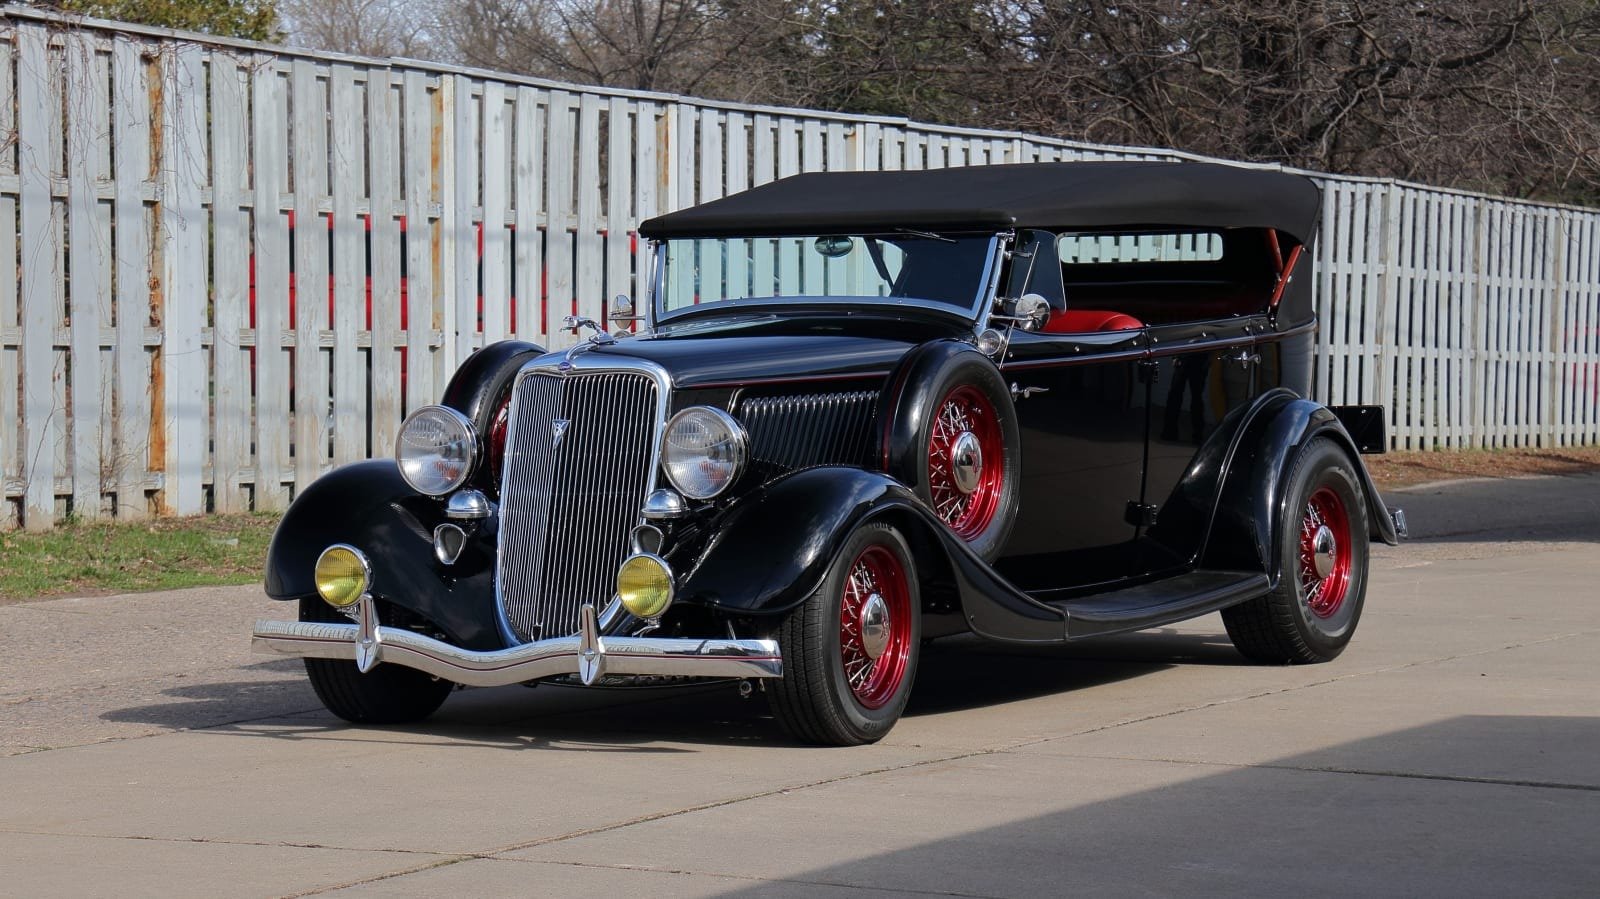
677,467 -> 1068,642
263,460 -> 505,650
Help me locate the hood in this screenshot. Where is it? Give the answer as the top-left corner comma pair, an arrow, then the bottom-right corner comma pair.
579,333 -> 906,388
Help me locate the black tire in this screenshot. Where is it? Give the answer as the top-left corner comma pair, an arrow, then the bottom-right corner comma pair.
298,598 -> 454,724
888,353 -> 1020,561
1223,438 -> 1370,664
768,522 -> 922,745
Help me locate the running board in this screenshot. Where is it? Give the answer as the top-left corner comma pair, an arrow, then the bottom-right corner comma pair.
1051,570 -> 1271,640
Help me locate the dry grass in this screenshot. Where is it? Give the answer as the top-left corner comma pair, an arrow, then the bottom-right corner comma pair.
1365,445 -> 1600,490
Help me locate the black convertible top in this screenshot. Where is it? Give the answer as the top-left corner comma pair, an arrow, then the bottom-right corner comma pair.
639,161 -> 1322,244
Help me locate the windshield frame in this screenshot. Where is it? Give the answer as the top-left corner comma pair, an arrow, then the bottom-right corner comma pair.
647,232 -> 1006,327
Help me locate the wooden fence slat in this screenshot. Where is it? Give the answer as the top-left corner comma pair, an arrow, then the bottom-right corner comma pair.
481,81 -> 510,342
251,54 -> 290,510
367,68 -> 403,448
513,86 -> 544,343
16,23 -> 57,528
447,74 -> 476,364
209,50 -> 250,511
66,33 -> 108,518
545,90 -> 575,345
400,70 -> 436,416
158,42 -> 208,515
607,97 -> 634,316
575,94 -> 604,323
329,64 -> 366,465
291,58 -> 331,492
0,31 -> 14,525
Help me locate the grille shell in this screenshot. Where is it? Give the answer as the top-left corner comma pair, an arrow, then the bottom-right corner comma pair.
496,366 -> 663,642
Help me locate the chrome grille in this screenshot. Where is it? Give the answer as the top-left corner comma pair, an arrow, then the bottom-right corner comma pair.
497,370 -> 659,641
738,390 -> 878,480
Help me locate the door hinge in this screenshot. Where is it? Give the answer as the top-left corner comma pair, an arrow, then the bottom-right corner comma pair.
1124,501 -> 1158,528
1137,358 -> 1158,383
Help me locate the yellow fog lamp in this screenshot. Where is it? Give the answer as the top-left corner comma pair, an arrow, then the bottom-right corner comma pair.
616,553 -> 674,619
314,544 -> 371,609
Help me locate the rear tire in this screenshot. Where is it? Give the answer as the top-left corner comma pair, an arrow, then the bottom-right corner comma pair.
1223,439 -> 1369,664
299,598 -> 454,724
768,523 -> 921,745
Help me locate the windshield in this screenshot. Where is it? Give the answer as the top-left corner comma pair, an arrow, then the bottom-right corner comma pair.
653,233 -> 999,320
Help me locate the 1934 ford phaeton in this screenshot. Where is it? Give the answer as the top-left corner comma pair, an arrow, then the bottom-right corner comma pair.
255,162 -> 1405,745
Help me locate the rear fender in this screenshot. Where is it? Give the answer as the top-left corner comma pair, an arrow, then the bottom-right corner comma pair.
1202,393 -> 1400,580
263,460 -> 505,650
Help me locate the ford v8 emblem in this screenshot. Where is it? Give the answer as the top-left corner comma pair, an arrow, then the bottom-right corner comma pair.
552,418 -> 570,447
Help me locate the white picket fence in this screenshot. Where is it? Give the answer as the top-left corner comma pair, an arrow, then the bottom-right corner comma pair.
1,7 -> 1598,529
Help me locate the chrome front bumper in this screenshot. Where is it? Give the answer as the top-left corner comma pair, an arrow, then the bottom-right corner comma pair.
252,602 -> 782,687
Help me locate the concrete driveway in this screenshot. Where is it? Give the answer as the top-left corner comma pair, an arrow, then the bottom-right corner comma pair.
2,474 -> 1597,897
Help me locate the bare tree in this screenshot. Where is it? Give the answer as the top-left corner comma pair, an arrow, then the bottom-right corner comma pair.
279,0 -> 438,57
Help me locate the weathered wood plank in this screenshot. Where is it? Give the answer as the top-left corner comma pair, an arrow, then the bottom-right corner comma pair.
401,70 -> 437,415
16,24 -> 58,528
329,64 -> 367,465
209,51 -> 251,511
447,74 -> 477,364
481,81 -> 511,342
291,58 -> 331,492
512,86 -> 544,342
607,97 -> 634,319
65,33 -> 109,518
366,68 -> 404,449
251,54 -> 291,509
575,94 -> 604,323
545,90 -> 576,345
159,42 -> 209,514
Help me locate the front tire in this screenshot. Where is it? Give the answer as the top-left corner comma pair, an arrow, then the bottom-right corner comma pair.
768,522 -> 921,745
1223,439 -> 1370,663
299,598 -> 454,724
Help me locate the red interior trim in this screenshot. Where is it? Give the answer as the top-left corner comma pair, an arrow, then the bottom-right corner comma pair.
1267,244 -> 1304,310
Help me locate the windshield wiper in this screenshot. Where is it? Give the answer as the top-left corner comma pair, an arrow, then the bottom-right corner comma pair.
893,227 -> 957,243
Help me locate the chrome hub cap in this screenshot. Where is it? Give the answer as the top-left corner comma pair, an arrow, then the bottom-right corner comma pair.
1312,524 -> 1337,579
859,593 -> 890,660
950,431 -> 984,495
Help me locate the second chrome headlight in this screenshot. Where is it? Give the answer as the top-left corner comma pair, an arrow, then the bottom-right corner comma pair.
396,405 -> 478,496
661,406 -> 747,499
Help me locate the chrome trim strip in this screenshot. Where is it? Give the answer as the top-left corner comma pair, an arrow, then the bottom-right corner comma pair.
252,618 -> 783,685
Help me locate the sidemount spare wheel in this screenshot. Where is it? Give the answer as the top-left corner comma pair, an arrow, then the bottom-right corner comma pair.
1223,437 -> 1371,664
768,522 -> 921,746
299,598 -> 454,724
881,345 -> 1020,561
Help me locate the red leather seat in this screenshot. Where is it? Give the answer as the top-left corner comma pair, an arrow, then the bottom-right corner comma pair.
1042,309 -> 1144,334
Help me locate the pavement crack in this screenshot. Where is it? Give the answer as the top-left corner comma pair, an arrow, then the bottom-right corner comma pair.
500,856 -> 1003,897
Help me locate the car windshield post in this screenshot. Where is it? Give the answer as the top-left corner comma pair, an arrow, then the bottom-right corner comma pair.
652,232 -> 1005,323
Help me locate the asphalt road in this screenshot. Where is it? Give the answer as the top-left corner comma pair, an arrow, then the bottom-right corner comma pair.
2,473 -> 1597,897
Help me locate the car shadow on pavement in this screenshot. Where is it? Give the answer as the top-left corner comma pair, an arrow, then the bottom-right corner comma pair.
702,714 -> 1600,896
98,634 -> 1237,750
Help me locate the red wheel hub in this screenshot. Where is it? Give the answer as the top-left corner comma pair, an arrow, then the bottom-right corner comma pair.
1299,486 -> 1352,619
926,385 -> 1004,541
838,544 -> 913,709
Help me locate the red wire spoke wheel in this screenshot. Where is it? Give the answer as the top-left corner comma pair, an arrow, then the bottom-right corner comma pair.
1221,438 -> 1370,665
768,522 -> 922,745
836,544 -> 914,710
1299,486 -> 1352,619
926,384 -> 1005,541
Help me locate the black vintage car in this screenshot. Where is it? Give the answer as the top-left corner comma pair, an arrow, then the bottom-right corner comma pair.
256,161 -> 1405,745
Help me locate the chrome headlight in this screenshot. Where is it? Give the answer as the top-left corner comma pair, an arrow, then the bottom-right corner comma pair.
396,405 -> 478,496
661,406 -> 747,500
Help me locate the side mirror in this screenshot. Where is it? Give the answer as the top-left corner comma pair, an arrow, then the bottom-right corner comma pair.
610,294 -> 641,321
994,293 -> 1051,331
